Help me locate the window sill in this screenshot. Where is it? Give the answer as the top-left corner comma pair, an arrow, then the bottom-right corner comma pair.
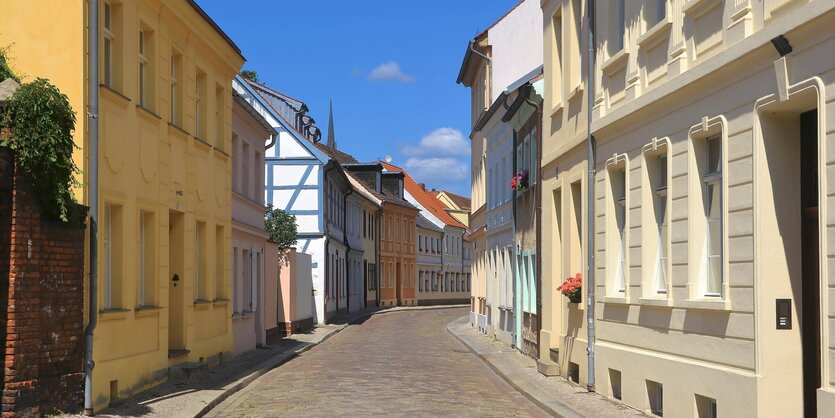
193,299 -> 213,309
637,19 -> 672,48
137,105 -> 162,121
99,308 -> 130,321
232,311 -> 255,320
213,298 -> 230,307
601,295 -> 630,305
194,136 -> 212,150
168,122 -> 191,137
683,0 -> 721,15
550,101 -> 564,117
681,298 -> 730,311
213,147 -> 229,158
601,49 -> 629,76
566,82 -> 584,103
99,84 -> 131,104
135,305 -> 162,317
636,297 -> 673,308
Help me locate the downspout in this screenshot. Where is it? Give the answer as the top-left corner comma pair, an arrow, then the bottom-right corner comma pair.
586,0 -> 598,393
84,0 -> 99,414
343,187 -> 353,316
522,88 -> 543,362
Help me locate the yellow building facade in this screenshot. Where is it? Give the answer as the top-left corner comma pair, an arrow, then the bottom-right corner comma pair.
0,0 -> 243,410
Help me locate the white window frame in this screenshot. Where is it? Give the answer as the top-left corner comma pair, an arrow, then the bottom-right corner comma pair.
138,30 -> 147,107
170,54 -> 179,123
605,154 -> 629,299
687,116 -> 728,304
103,2 -> 115,88
703,135 -> 723,297
641,138 -> 672,300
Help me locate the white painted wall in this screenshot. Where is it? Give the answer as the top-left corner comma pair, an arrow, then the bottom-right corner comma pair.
487,0 -> 544,101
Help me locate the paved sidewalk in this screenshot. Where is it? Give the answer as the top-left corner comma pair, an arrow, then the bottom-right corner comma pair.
447,316 -> 646,418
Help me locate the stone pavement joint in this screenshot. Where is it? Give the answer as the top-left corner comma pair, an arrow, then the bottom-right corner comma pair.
447,316 -> 647,418
206,307 -> 551,417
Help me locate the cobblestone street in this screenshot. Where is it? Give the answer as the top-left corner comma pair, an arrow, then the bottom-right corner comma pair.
207,308 -> 550,417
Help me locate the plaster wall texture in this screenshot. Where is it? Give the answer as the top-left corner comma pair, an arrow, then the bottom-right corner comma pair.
487,0 -> 545,102
0,1 -> 244,410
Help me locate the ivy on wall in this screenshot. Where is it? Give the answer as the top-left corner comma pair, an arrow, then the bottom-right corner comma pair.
1,49 -> 79,221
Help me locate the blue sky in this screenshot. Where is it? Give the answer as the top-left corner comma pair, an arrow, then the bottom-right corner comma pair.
198,0 -> 520,196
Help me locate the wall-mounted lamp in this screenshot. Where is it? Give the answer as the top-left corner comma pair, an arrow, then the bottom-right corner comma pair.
771,35 -> 792,57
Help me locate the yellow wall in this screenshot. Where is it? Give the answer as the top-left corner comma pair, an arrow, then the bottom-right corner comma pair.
0,0 -> 243,411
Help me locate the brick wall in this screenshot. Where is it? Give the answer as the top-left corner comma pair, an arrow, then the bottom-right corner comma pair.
0,147 -> 87,416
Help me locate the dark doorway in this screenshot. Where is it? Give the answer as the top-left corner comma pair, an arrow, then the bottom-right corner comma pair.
800,109 -> 820,418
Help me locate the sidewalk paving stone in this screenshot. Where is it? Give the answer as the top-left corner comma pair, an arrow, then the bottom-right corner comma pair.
447,316 -> 647,418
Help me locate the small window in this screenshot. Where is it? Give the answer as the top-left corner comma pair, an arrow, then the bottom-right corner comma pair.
195,69 -> 207,139
609,369 -> 622,400
215,226 -> 225,299
195,221 -> 207,301
103,203 -> 123,309
139,211 -> 155,306
215,84 -> 225,149
170,53 -> 183,125
138,30 -> 148,107
703,135 -> 722,296
695,394 -> 717,418
646,380 -> 663,416
102,1 -> 121,90
654,154 -> 669,294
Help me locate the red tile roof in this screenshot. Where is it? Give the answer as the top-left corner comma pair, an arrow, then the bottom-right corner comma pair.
380,161 -> 467,230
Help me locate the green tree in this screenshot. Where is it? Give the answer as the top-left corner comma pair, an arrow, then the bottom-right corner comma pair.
265,204 -> 297,248
2,78 -> 78,221
240,69 -> 259,83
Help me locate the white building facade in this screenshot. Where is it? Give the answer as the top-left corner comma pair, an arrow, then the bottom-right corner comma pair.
235,79 -> 334,324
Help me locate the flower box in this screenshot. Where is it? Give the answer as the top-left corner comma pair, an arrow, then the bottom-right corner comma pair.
558,273 -> 582,304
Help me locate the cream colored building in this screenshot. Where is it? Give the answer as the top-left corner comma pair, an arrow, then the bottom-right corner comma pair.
538,0 -> 592,383
541,0 -> 835,417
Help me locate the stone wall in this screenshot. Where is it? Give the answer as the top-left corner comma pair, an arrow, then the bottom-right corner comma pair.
0,148 -> 87,416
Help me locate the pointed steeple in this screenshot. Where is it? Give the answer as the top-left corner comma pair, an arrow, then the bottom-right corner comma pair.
327,99 -> 337,149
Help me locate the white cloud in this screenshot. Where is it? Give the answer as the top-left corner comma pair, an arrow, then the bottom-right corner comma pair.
400,127 -> 469,158
368,61 -> 415,83
403,157 -> 469,183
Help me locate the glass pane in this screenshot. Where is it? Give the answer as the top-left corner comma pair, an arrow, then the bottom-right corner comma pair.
707,136 -> 721,175
658,155 -> 667,189
708,256 -> 722,294
103,38 -> 112,85
708,218 -> 722,256
104,3 -> 112,30
705,183 -> 721,220
657,256 -> 667,292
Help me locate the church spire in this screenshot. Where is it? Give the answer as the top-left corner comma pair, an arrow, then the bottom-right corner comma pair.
327,99 -> 336,149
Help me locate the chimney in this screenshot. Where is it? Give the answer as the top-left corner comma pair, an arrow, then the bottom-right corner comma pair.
419,183 -> 426,191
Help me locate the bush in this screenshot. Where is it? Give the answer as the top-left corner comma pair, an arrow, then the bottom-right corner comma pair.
0,47 -> 19,83
2,78 -> 78,221
265,204 -> 297,248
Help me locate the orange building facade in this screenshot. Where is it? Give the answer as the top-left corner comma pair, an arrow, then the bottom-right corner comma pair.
378,170 -> 419,307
